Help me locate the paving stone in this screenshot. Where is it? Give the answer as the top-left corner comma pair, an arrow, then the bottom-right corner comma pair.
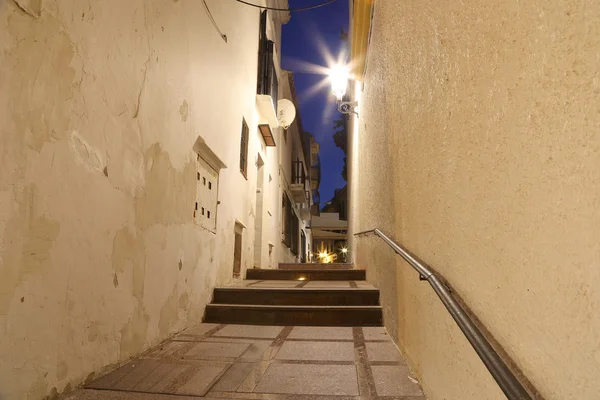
362,326 -> 390,341
251,281 -> 301,287
112,360 -> 161,390
366,342 -> 406,362
213,324 -> 284,339
64,389 -> 222,400
86,360 -> 140,389
167,335 -> 204,342
236,280 -> 260,286
241,341 -> 273,361
131,363 -> 185,391
372,365 -> 424,396
304,281 -> 351,288
138,364 -> 189,393
204,337 -> 272,343
210,362 -> 256,391
203,337 -> 273,360
254,363 -> 359,395
148,341 -> 191,357
180,323 -> 220,336
275,341 -> 355,361
184,341 -> 250,359
175,364 -> 227,396
237,361 -> 271,392
288,326 -> 354,340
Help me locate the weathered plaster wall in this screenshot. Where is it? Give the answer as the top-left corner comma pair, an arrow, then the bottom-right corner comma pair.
351,1 -> 600,399
0,0 -> 278,398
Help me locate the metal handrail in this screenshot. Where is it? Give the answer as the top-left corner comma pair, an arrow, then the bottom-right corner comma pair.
355,228 -> 534,400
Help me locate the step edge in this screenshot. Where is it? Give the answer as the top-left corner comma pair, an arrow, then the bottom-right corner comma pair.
214,287 -> 378,292
206,304 -> 383,310
250,269 -> 364,272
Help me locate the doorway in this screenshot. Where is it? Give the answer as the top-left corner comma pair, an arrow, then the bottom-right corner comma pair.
253,155 -> 265,268
300,230 -> 307,263
233,222 -> 244,278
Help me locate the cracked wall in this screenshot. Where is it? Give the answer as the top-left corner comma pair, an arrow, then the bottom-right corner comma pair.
0,0 -> 276,398
350,1 -> 600,399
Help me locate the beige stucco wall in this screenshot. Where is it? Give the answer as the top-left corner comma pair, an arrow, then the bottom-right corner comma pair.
0,0 -> 285,398
350,1 -> 600,399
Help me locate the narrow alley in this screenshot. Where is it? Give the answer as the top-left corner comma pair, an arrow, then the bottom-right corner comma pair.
1,0 -> 599,399
65,268 -> 424,399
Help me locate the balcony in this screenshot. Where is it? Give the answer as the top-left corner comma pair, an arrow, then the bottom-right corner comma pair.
256,40 -> 279,129
291,160 -> 308,204
299,206 -> 311,221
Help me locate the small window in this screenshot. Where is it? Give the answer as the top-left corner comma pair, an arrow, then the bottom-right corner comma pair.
240,118 -> 249,178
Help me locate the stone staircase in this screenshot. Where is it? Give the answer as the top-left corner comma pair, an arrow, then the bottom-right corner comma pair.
277,262 -> 356,270
204,264 -> 383,326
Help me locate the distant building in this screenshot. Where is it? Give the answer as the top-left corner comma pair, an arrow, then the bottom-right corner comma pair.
321,185 -> 348,221
311,212 -> 348,263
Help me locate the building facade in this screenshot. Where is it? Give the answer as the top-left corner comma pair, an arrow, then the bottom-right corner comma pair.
0,0 -> 316,398
275,70 -> 319,264
348,0 -> 600,399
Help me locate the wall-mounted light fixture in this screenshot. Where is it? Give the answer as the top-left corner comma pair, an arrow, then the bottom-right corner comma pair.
329,64 -> 358,116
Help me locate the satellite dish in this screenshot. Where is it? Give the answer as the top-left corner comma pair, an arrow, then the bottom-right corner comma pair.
277,99 -> 296,129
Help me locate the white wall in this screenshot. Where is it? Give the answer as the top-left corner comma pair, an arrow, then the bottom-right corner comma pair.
272,70 -> 313,264
0,0 -> 286,398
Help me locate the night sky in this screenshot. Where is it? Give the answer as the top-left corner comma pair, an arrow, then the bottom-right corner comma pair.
281,0 -> 349,205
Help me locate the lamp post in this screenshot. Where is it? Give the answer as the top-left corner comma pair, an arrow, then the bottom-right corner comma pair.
329,64 -> 358,116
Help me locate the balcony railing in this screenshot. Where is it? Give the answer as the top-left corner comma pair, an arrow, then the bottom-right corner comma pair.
292,160 -> 307,186
291,160 -> 309,204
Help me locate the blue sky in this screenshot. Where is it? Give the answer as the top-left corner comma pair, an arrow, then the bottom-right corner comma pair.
281,0 -> 349,205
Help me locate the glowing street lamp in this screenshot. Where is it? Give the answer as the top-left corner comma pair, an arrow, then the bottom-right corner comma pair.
329,64 -> 350,98
329,64 -> 358,116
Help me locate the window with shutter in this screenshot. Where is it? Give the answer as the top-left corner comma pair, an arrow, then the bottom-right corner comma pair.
240,118 -> 249,177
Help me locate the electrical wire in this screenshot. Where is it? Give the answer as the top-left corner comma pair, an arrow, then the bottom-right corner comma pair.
203,0 -> 228,42
233,0 -> 336,12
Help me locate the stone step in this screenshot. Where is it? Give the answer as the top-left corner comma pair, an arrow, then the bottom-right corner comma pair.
278,263 -> 355,270
246,269 -> 366,281
204,304 -> 383,326
212,287 -> 380,306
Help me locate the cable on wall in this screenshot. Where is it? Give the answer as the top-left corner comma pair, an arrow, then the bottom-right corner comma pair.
203,0 -> 228,42
233,0 -> 336,12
